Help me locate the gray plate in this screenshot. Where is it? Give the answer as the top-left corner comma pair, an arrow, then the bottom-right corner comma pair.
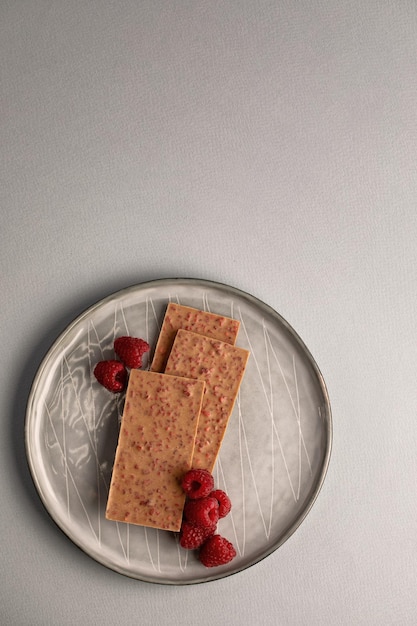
25,278 -> 332,584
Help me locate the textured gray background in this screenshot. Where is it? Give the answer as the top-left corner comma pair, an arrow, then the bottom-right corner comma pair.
2,1 -> 417,624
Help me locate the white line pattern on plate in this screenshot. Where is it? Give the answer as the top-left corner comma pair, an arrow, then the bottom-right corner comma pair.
265,327 -> 312,478
45,399 -> 99,541
239,310 -> 297,504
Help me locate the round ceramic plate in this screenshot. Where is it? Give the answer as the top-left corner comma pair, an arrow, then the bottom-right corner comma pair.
25,278 -> 332,584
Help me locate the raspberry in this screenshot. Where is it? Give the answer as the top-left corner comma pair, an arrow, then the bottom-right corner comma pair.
181,469 -> 214,499
114,336 -> 150,369
183,496 -> 219,528
93,360 -> 127,393
210,489 -> 232,518
198,535 -> 237,568
179,521 -> 216,550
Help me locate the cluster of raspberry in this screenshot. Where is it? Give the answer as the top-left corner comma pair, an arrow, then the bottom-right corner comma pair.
94,336 -> 150,392
180,469 -> 236,568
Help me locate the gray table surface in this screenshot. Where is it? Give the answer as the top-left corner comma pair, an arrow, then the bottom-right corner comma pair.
2,1 -> 417,624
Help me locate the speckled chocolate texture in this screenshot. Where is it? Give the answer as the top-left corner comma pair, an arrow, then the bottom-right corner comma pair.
164,329 -> 250,472
150,303 -> 240,372
105,370 -> 205,531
